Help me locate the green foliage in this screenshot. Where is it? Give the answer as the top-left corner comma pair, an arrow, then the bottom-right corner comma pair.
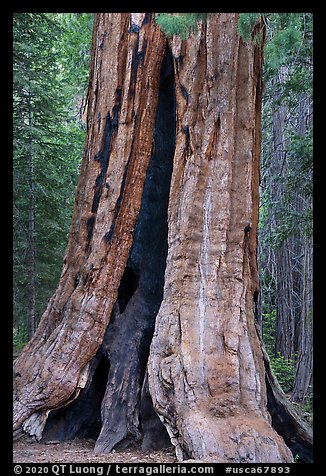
13,327 -> 28,352
13,13 -> 93,343
156,13 -> 207,40
259,13 -> 313,246
270,352 -> 296,393
264,13 -> 312,76
262,309 -> 276,355
157,13 -> 265,43
52,13 -> 93,116
263,308 -> 296,393
263,308 -> 298,395
287,130 -> 313,194
237,13 -> 262,43
260,129 -> 313,248
265,27 -> 301,71
259,14 -> 312,401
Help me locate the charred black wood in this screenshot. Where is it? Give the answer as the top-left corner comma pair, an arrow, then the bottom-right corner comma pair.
180,84 -> 189,103
86,216 -> 95,249
95,47 -> 176,452
140,371 -> 171,451
43,355 -> 110,442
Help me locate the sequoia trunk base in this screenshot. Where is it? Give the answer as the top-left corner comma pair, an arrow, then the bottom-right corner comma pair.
13,13 -> 313,464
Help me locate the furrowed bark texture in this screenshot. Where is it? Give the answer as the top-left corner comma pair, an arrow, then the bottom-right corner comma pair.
148,14 -> 293,463
13,13 -> 166,435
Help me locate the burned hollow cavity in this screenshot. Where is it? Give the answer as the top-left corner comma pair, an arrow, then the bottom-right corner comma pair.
43,47 -> 176,452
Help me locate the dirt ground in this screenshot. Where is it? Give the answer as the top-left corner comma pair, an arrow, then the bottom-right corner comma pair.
13,439 -> 177,464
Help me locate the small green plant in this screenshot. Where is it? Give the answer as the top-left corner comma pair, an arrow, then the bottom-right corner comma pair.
262,309 -> 276,354
13,327 -> 28,353
300,388 -> 313,425
270,352 -> 296,393
301,391 -> 313,413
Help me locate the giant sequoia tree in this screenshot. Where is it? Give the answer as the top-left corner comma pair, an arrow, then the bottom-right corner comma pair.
13,13 -> 312,463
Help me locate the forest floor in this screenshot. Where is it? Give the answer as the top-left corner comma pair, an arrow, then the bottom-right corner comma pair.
13,438 -> 177,464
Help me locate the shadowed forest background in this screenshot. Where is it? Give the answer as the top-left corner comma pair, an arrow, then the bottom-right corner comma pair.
13,11 -> 313,445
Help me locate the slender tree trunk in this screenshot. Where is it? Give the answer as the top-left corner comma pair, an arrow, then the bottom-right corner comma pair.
270,70 -> 295,360
291,93 -> 313,403
27,86 -> 36,339
292,237 -> 313,402
269,82 -> 313,401
13,13 -> 312,463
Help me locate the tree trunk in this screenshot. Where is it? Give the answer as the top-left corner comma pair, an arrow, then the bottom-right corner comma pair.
268,73 -> 313,401
27,86 -> 36,339
148,15 -> 293,463
270,70 -> 296,360
13,13 -> 312,463
291,93 -> 313,403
